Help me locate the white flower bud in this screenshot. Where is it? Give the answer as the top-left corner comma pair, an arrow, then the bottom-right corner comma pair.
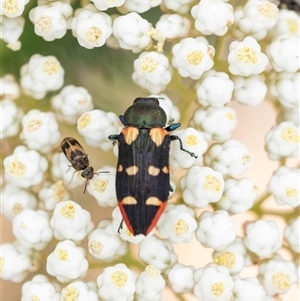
122,0 -> 161,14
46,240 -> 89,283
232,0 -> 278,40
180,166 -> 224,208
112,12 -> 152,53
232,277 -> 266,301
139,235 -> 178,273
216,178 -> 259,214
196,70 -> 234,107
20,109 -> 61,153
51,85 -> 94,125
50,200 -> 94,243
61,280 -> 98,301
162,0 -> 194,14
157,204 -> 197,244
196,210 -> 237,251
38,180 -> 71,211
265,121 -> 299,160
3,145 -> 48,188
0,0 -> 29,18
191,0 -> 234,36
258,254 -> 297,295
1,99 -> 23,138
88,219 -> 128,261
169,127 -> 208,168
228,36 -> 269,76
267,34 -> 300,72
1,184 -> 37,221
132,51 -> 172,94
0,74 -> 21,100
213,236 -> 251,275
91,0 -> 124,11
135,265 -> 165,301
204,139 -> 254,177
20,54 -> 64,100
155,13 -> 191,40
12,209 -> 53,250
29,1 -> 73,41
78,109 -> 120,151
244,219 -> 281,257
172,37 -> 215,80
190,106 -> 238,142
168,263 -> 195,293
86,166 -> 117,207
0,15 -> 25,50
267,71 -> 299,109
194,263 -> 234,301
232,74 -> 267,106
267,166 -> 299,208
71,4 -> 112,49
21,274 -> 61,301
97,263 -> 136,301
284,217 -> 299,253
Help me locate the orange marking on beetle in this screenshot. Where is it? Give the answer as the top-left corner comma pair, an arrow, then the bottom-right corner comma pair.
117,164 -> 123,172
121,196 -> 138,205
126,166 -> 139,175
148,165 -> 160,176
145,197 -> 163,206
149,128 -> 168,147
162,166 -> 169,174
122,127 -> 139,145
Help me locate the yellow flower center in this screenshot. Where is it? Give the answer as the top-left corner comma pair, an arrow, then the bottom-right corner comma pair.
78,114 -> 91,128
286,18 -> 299,34
85,27 -> 102,44
272,272 -> 291,290
187,50 -> 203,65
237,47 -> 258,64
281,127 -> 299,143
36,16 -> 52,33
203,175 -> 222,192
173,219 -> 189,236
140,56 -> 159,73
2,0 -> 18,15
26,119 -> 43,131
43,60 -> 60,75
60,203 -> 75,219
214,251 -> 236,269
57,248 -> 68,260
111,271 -> 128,287
8,159 -> 26,176
62,287 -> 80,301
89,241 -> 103,255
211,282 -> 225,297
257,2 -> 278,19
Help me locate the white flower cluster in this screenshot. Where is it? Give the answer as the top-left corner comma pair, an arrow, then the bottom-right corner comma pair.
1,0 -> 299,300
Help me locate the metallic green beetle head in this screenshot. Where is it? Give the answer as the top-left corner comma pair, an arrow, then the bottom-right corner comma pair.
121,97 -> 167,128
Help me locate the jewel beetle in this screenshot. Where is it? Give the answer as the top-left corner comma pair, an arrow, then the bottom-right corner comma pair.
61,137 -> 108,193
108,97 -> 197,235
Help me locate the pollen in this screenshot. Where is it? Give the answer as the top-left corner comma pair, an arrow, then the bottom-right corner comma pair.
257,2 -> 278,19
226,112 -> 235,120
173,219 -> 189,236
148,165 -> 160,176
237,46 -> 258,64
94,179 -> 108,192
89,240 -> 103,255
36,16 -> 52,33
60,203 -> 75,219
2,0 -> 18,15
111,271 -> 128,287
8,159 -> 26,176
20,222 -> 26,228
62,287 -> 80,301
12,203 -> 23,215
84,27 -> 102,44
43,60 -> 59,75
145,265 -> 160,278
26,119 -> 42,132
78,113 -> 91,128
286,187 -> 297,197
185,134 -> 198,146
126,166 -> 139,176
203,175 -> 222,192
242,153 -> 252,165
53,181 -> 66,202
281,127 -> 299,143
187,50 -> 203,65
214,251 -> 236,269
287,18 -> 299,34
140,56 -> 159,73
211,282 -> 225,297
272,272 -> 291,290
57,248 -> 68,261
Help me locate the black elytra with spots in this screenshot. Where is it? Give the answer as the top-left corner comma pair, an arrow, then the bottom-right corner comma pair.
109,97 -> 197,236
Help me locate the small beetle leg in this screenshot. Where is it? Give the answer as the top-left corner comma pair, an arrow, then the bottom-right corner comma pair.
170,135 -> 198,158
